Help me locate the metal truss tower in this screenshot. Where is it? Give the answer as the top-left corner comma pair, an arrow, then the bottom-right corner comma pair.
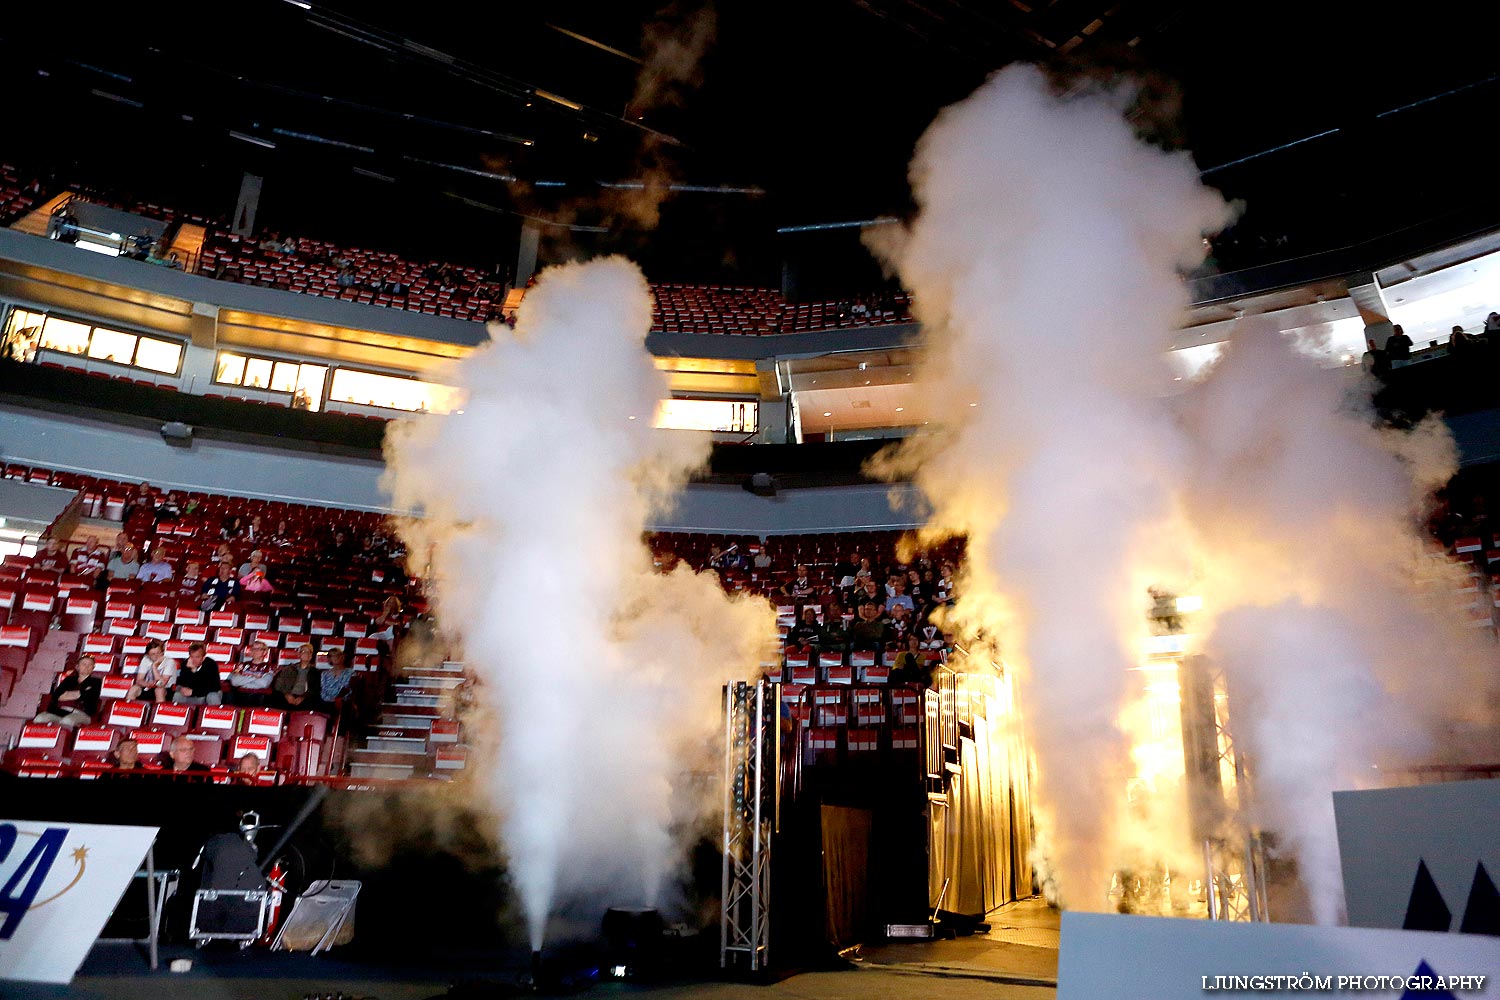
720,679 -> 779,970
1179,654 -> 1270,921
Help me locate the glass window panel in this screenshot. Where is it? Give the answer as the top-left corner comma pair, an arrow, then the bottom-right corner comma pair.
214,353 -> 246,385
134,337 -> 182,374
243,358 -> 273,389
294,365 -> 326,412
654,398 -> 758,432
38,317 -> 91,355
87,328 -> 139,365
269,361 -> 300,392
4,308 -> 45,340
3,308 -> 46,362
329,369 -> 458,413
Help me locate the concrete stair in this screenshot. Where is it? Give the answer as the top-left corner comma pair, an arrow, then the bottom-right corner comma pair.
8,193 -> 70,238
1,628 -> 78,748
346,661 -> 467,779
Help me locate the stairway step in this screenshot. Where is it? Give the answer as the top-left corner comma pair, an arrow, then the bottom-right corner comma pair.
368,726 -> 431,741
365,735 -> 427,752
349,761 -> 416,780
379,713 -> 435,730
400,676 -> 465,689
380,703 -> 442,717
408,661 -> 465,675
349,748 -> 429,767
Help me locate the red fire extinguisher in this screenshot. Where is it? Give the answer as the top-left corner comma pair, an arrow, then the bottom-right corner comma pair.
259,859 -> 286,946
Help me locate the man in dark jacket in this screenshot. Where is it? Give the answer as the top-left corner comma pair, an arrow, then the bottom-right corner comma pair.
34,655 -> 102,727
174,643 -> 223,706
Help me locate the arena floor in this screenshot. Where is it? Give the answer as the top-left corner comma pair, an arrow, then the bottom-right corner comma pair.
8,900 -> 1061,1000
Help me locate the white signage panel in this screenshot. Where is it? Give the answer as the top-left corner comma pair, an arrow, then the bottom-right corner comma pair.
1058,911 -> 1500,1000
1334,779 -> 1500,933
0,819 -> 159,984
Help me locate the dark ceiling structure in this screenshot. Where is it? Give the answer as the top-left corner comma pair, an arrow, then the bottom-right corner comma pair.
3,1 -> 1499,285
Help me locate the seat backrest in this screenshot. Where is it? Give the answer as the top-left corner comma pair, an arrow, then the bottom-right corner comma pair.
107,701 -> 151,729
229,734 -> 273,760
19,724 -> 65,752
186,733 -> 224,766
286,711 -> 329,743
151,702 -> 193,732
244,708 -> 285,738
196,706 -> 239,732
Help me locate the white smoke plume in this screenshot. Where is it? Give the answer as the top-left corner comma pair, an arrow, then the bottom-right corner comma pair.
871,64 -> 1232,909
1179,324 -> 1500,922
383,257 -> 773,947
877,63 -> 1499,920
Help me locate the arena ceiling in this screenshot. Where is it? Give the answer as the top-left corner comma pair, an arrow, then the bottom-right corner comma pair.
4,2 -> 1500,283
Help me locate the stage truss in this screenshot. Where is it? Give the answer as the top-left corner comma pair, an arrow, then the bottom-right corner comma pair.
720,679 -> 778,970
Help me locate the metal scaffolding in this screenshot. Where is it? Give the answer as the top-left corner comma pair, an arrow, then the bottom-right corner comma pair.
1179,654 -> 1269,922
720,679 -> 778,970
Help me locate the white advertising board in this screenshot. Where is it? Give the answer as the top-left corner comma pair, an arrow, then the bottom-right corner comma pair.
1058,911 -> 1500,999
1334,779 -> 1500,933
0,819 -> 159,984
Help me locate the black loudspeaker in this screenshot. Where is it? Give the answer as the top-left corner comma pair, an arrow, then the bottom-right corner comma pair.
160,421 -> 194,447
602,906 -> 664,979
745,472 -> 776,497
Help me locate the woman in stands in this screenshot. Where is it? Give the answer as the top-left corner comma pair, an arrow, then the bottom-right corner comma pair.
132,638 -> 180,703
270,519 -> 295,547
320,648 -> 355,708
369,596 -> 403,642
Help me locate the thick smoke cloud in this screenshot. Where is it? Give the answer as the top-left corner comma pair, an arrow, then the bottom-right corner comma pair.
871,64 -> 1232,909
876,63 -> 1498,919
383,257 -> 772,946
1179,325 -> 1498,922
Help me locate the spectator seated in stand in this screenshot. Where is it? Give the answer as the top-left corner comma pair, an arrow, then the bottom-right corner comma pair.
270,520 -> 295,547
176,561 -> 204,600
848,600 -> 890,651
155,491 -> 184,521
915,620 -> 946,650
272,643 -> 318,709
111,530 -> 134,559
369,595 -> 403,642
166,734 -> 210,773
887,601 -> 914,644
320,647 -> 355,709
111,738 -> 142,772
34,537 -> 68,573
173,642 -> 223,706
201,563 -> 240,611
883,576 -> 915,614
235,752 -> 264,783
132,638 -> 180,703
890,635 -> 932,688
237,548 -> 268,579
35,654 -> 102,727
106,543 -> 142,581
240,565 -> 274,595
229,640 -> 276,706
76,543 -> 109,583
245,514 -> 266,544
786,607 -> 825,650
781,565 -> 815,599
136,549 -> 174,583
